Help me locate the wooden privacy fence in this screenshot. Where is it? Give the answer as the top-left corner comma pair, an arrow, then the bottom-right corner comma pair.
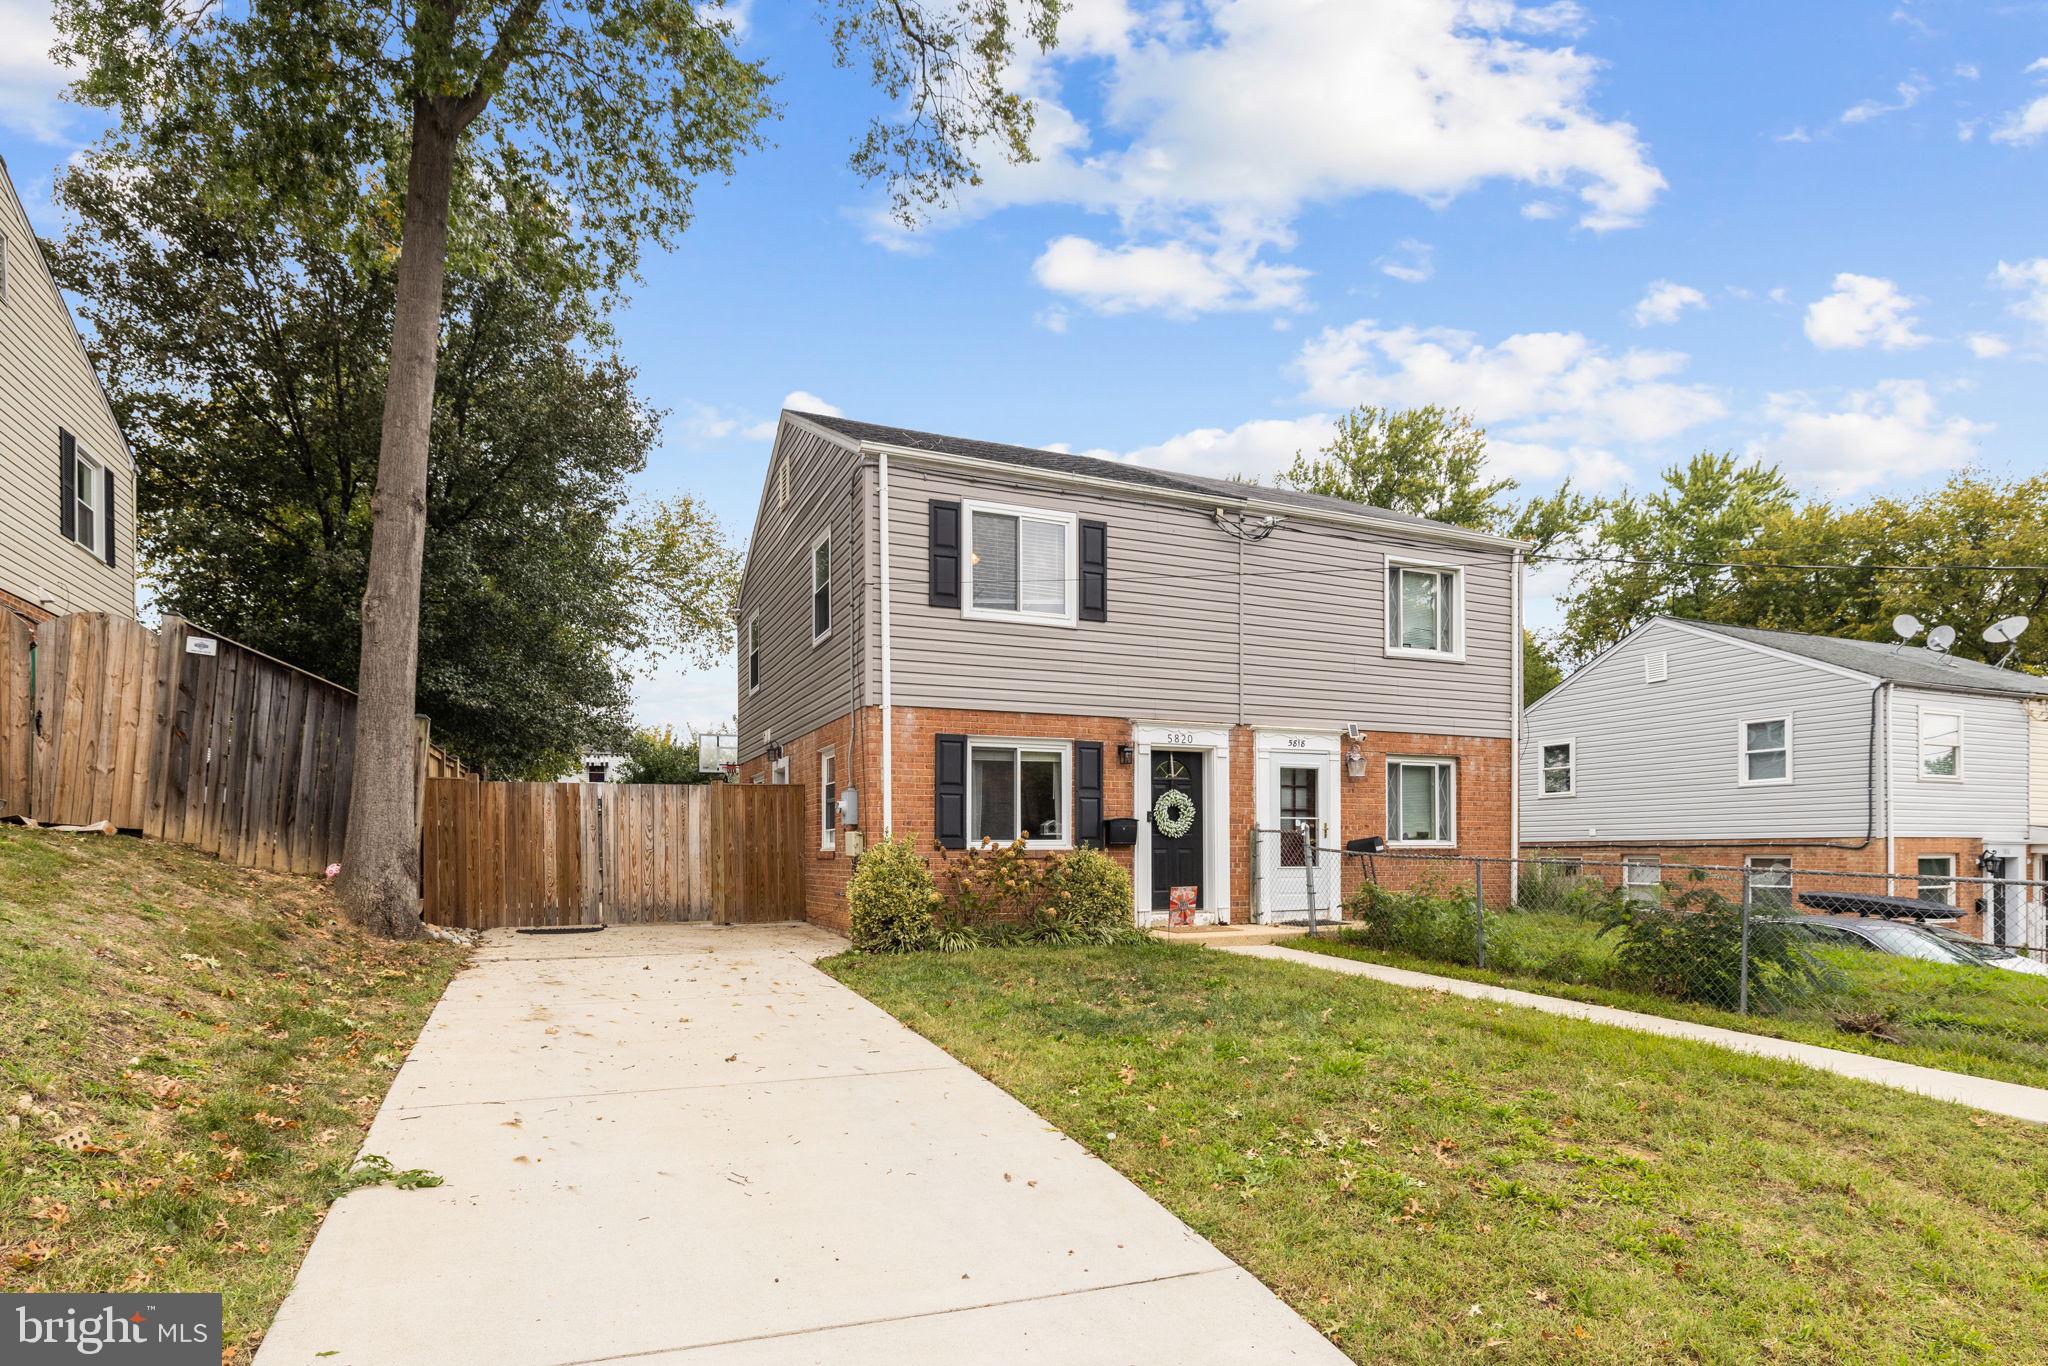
420,779 -> 807,929
1,611 -> 461,877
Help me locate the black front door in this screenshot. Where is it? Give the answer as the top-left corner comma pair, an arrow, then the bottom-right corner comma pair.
1149,749 -> 1204,911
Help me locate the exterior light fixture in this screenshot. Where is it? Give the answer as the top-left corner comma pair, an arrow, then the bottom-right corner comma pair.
1345,747 -> 1366,779
1117,744 -> 1134,765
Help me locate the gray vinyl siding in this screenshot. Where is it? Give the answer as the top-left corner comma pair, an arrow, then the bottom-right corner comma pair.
1887,688 -> 2032,843
734,424 -> 865,764
0,163 -> 136,618
878,461 -> 1516,737
1520,620 -> 1879,842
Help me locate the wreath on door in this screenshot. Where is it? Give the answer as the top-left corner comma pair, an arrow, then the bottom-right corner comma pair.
1152,788 -> 1197,840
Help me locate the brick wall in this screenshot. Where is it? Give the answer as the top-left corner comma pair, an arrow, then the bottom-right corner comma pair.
0,585 -> 52,623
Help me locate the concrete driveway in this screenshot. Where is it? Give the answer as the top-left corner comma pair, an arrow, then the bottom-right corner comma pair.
254,924 -> 1345,1366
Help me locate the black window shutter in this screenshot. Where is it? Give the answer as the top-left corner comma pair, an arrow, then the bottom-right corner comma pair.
1079,519 -> 1108,622
103,467 -> 117,567
1074,741 -> 1104,847
934,733 -> 968,849
58,430 -> 75,542
928,500 -> 961,608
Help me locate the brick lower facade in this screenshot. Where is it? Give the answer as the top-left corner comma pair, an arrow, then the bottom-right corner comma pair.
743,706 -> 1514,933
0,586 -> 54,623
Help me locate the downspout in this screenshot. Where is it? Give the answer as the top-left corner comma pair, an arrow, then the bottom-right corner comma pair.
1882,681 -> 1896,886
879,448 -> 894,837
1510,548 -> 1523,870
1235,528 -> 1245,725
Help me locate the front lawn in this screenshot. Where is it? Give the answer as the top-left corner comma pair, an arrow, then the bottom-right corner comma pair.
826,944 -> 2048,1365
1296,909 -> 2048,1090
0,829 -> 466,1360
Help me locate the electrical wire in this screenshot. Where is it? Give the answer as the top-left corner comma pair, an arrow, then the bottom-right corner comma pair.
1531,553 -> 2048,574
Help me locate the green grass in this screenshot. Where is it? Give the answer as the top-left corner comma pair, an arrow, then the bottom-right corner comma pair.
1296,909 -> 2048,1091
826,943 -> 2048,1366
0,828 -> 466,1360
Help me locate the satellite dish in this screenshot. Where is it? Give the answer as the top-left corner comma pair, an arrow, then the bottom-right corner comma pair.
1983,616 -> 2030,645
1892,614 -> 1923,643
1926,625 -> 1956,654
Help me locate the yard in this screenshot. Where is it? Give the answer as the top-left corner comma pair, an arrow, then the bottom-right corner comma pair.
1301,898 -> 2048,1090
827,943 -> 2048,1365
0,829 -> 465,1359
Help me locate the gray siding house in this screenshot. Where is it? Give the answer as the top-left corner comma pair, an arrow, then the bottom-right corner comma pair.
0,156 -> 136,622
1521,616 -> 2048,932
735,410 -> 1528,931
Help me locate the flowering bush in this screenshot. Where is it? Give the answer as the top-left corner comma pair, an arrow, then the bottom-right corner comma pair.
926,838 -> 1139,948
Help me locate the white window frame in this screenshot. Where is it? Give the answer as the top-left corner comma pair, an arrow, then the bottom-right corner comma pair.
819,748 -> 837,852
1918,708 -> 1964,782
1386,756 -> 1456,847
1538,738 -> 1576,798
68,442 -> 106,559
1384,559 -> 1464,661
745,613 -> 761,696
1745,856 -> 1793,910
966,738 -> 1072,849
809,527 -> 832,646
770,756 -> 790,785
1916,854 -> 1956,906
960,500 -> 1079,627
1623,856 -> 1663,904
1737,715 -> 1793,787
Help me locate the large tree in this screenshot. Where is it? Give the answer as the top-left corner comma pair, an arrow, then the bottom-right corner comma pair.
53,146 -> 735,779
56,0 -> 1061,937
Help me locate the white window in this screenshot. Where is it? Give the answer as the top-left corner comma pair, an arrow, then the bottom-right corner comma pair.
1623,856 -> 1663,905
1739,717 -> 1791,785
1916,854 -> 1956,906
810,529 -> 831,644
967,740 -> 1069,846
1386,561 -> 1461,658
745,614 -> 760,694
1746,856 -> 1793,912
819,750 -> 837,851
963,502 -> 1076,625
1386,758 -> 1455,845
1919,709 -> 1963,780
1539,740 -> 1575,797
68,444 -> 104,557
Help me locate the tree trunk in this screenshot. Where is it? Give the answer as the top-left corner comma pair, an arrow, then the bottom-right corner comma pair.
335,110 -> 460,940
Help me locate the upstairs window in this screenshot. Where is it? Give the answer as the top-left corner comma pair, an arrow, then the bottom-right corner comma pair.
1387,757 -> 1455,845
746,614 -> 760,694
810,530 -> 831,644
1919,709 -> 1963,780
1386,562 -> 1460,657
964,502 -> 1075,624
68,443 -> 105,557
1539,740 -> 1575,796
1740,717 -> 1791,785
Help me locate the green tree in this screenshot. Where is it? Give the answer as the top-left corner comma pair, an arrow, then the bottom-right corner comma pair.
53,148 -> 738,780
1282,404 -> 1597,555
1522,630 -> 1564,707
618,727 -> 715,785
55,0 -> 1062,937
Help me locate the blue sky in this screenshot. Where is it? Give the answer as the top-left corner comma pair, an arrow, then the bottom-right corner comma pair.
5,0 -> 2048,735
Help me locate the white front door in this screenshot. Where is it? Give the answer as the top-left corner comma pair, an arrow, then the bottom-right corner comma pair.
1257,746 -> 1339,921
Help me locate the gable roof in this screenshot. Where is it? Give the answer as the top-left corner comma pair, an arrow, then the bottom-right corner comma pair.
794,411 -> 1523,548
1675,618 -> 2048,699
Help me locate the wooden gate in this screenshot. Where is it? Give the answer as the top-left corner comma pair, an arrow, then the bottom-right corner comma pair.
420,779 -> 806,929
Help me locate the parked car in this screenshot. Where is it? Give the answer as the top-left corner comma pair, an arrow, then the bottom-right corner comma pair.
1774,914 -> 1988,968
1920,924 -> 2048,978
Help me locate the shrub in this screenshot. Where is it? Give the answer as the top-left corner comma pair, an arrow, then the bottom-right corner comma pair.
1043,847 -> 1134,938
847,837 -> 937,953
932,837 -> 1047,936
1343,880 -> 1485,965
1515,862 -> 1619,921
1597,883 -> 1833,1011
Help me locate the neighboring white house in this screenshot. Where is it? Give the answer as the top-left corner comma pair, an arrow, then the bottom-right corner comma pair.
1521,616 -> 2048,939
558,753 -> 631,784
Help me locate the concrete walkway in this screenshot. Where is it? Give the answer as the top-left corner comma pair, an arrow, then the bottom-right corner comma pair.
1224,943 -> 2048,1125
255,925 -> 1345,1366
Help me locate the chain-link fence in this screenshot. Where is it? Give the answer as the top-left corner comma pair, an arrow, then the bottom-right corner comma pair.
1247,828 -> 2048,1087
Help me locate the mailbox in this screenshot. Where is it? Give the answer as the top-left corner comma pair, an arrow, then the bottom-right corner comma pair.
1103,817 -> 1139,848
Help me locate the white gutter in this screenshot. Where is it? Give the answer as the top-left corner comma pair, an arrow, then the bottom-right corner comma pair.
1511,548 -> 1523,870
879,448 -> 894,837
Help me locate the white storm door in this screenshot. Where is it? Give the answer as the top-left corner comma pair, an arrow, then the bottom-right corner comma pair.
1260,751 -> 1337,920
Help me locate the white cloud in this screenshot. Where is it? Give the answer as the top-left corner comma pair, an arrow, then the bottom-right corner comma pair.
0,0 -> 74,141
1840,75 -> 1931,125
1032,234 -> 1309,318
1751,380 -> 1991,492
1377,239 -> 1435,284
677,391 -> 840,446
1966,332 -> 2012,358
883,0 -> 1664,314
1990,58 -> 2048,145
1632,280 -> 1707,327
1519,200 -> 1562,219
1116,414 -> 1338,483
779,389 -> 842,419
1954,63 -> 1981,81
1991,257 -> 2048,344
1802,273 -> 1929,350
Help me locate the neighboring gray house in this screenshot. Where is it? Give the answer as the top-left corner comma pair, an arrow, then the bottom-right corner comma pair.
1520,616 -> 2048,933
734,410 -> 1528,931
0,155 -> 137,622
